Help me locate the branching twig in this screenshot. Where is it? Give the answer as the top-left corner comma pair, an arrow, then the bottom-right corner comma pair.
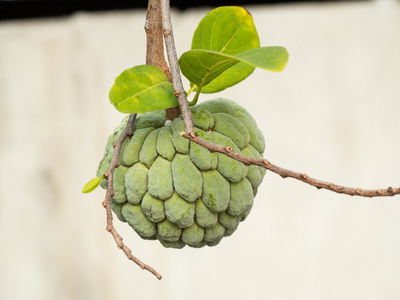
102,114 -> 162,279
145,0 -> 181,120
98,0 -> 399,282
99,0 -> 171,280
161,0 -> 194,133
181,132 -> 400,197
159,0 -> 399,198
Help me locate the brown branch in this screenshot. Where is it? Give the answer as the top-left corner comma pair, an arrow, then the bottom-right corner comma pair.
181,132 -> 400,197
102,114 -> 162,279
145,0 -> 180,120
158,0 -> 399,199
100,0 -> 398,281
160,0 -> 194,132
97,0 -> 171,280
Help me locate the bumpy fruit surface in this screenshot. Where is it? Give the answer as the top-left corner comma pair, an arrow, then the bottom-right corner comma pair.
97,98 -> 266,248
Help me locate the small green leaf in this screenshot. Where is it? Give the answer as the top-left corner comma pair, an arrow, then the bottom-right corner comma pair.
179,47 -> 289,92
109,65 -> 178,114
190,6 -> 260,93
82,175 -> 104,194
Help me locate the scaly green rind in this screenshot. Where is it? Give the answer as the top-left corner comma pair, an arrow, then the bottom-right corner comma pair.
201,169 -> 230,213
141,192 -> 166,223
124,162 -> 148,204
148,156 -> 174,200
189,128 -> 217,171
165,192 -> 195,228
171,154 -> 203,202
211,131 -> 248,182
122,203 -> 157,239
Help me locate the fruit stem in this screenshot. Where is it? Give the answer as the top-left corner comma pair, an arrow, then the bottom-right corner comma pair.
188,87 -> 201,106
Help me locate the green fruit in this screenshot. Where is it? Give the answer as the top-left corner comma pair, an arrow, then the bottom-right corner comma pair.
157,219 -> 182,242
121,127 -> 154,166
195,198 -> 218,228
110,199 -> 125,222
201,169 -> 230,213
189,128 -> 217,171
112,165 -> 128,204
241,145 -> 266,188
171,154 -> 202,202
182,222 -> 204,246
141,192 -> 165,222
148,156 -> 174,200
171,118 -> 189,154
197,99 -> 234,115
211,131 -> 248,182
219,211 -> 240,230
213,113 -> 250,149
204,222 -> 225,244
156,125 -> 176,161
165,192 -> 195,228
139,128 -> 160,168
227,178 -> 254,217
122,203 -> 157,239
190,106 -> 215,130
125,162 -> 148,204
133,111 -> 166,130
97,99 -> 266,248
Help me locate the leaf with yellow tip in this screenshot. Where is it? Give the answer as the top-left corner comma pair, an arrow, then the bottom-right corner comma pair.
82,175 -> 104,194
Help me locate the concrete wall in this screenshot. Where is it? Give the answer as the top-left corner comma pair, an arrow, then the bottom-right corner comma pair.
1,0 -> 400,299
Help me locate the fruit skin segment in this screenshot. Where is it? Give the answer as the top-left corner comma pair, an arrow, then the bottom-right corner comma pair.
139,128 -> 160,168
171,154 -> 203,202
121,127 -> 154,166
97,98 -> 266,248
148,156 -> 174,200
122,203 -> 157,239
201,169 -> 231,213
195,198 -> 218,228
124,162 -> 149,204
189,128 -> 217,171
112,165 -> 128,204
213,112 -> 250,149
211,131 -> 248,183
141,192 -> 165,223
164,192 -> 195,228
156,125 -> 176,161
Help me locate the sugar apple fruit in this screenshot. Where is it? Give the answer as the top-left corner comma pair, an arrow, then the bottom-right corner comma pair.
97,98 -> 266,248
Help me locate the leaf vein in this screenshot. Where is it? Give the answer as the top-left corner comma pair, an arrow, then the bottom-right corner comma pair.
115,81 -> 170,108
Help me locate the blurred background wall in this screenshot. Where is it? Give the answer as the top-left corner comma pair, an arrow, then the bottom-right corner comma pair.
1,0 -> 400,299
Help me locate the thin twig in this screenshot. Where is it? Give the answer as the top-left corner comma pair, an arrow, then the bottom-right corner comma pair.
159,0 -> 399,199
145,0 -> 181,120
102,114 -> 162,279
160,0 -> 194,133
181,132 -> 400,197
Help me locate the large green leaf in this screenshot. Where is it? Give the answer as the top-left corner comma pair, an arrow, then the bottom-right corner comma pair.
179,47 -> 289,91
190,6 -> 260,93
192,6 -> 260,54
109,65 -> 178,114
197,63 -> 255,94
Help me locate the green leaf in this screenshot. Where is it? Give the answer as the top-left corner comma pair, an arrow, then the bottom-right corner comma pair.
82,175 -> 104,194
192,6 -> 260,55
197,63 -> 255,94
189,6 -> 260,93
109,65 -> 178,114
179,47 -> 289,91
